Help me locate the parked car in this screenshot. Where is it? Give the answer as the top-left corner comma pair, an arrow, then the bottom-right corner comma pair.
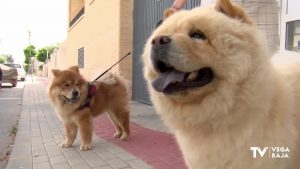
0,66 -> 2,89
0,64 -> 18,87
4,63 -> 26,81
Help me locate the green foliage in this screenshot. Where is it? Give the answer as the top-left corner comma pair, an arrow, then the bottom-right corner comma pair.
9,124 -> 17,137
5,55 -> 14,63
23,44 -> 58,65
0,57 -> 5,63
45,45 -> 58,59
36,48 -> 48,63
23,64 -> 30,73
23,45 -> 36,64
0,54 -> 14,63
38,65 -> 43,71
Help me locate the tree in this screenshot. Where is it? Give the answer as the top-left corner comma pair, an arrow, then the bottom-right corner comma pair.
36,48 -> 48,63
23,63 -> 30,73
6,55 -> 14,63
0,56 -> 5,63
45,44 -> 58,60
23,45 -> 36,64
0,54 -> 14,63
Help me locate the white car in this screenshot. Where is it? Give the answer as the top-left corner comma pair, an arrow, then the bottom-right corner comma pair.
4,63 -> 26,81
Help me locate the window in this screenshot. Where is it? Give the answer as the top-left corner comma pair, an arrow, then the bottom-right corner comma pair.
78,47 -> 84,68
286,20 -> 300,52
69,0 -> 84,27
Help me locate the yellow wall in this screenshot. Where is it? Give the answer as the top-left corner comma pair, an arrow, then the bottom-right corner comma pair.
66,0 -> 133,82
69,0 -> 84,22
47,40 -> 68,78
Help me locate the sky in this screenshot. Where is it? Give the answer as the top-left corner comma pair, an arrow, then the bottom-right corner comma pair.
0,0 -> 68,63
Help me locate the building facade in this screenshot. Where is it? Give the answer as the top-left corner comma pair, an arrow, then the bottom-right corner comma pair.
66,0 -> 133,82
60,0 -> 201,104
280,0 -> 300,52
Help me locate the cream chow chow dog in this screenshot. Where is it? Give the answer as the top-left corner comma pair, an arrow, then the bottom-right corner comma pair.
143,0 -> 300,168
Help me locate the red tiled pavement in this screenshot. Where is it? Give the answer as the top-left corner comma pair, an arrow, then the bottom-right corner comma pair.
93,115 -> 187,169
38,76 -> 186,168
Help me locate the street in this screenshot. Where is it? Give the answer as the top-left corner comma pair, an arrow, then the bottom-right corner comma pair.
0,81 -> 25,168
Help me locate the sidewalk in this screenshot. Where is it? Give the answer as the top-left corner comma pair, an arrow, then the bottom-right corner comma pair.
6,77 -> 186,169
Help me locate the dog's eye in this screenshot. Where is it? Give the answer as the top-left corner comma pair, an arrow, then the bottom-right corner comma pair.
64,83 -> 70,87
75,83 -> 80,86
190,31 -> 206,40
154,20 -> 163,30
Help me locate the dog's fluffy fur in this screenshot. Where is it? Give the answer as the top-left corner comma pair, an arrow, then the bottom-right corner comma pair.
143,0 -> 300,168
48,66 -> 130,151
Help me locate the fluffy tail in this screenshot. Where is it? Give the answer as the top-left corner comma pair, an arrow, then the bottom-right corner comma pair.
98,72 -> 118,85
97,72 -> 131,98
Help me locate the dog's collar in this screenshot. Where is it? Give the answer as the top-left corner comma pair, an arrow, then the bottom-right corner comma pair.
76,82 -> 96,111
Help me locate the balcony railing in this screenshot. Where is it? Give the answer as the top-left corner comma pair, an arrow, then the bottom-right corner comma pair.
69,7 -> 85,27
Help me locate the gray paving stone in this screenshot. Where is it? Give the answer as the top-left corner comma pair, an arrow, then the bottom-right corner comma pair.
63,149 -> 81,158
116,152 -> 136,161
32,137 -> 43,144
128,160 -> 153,169
11,143 -> 32,157
33,147 -> 48,156
94,166 -> 113,169
49,155 -> 67,165
46,145 -> 63,157
31,129 -> 42,137
6,83 -> 154,169
130,101 -> 169,133
68,155 -> 87,166
34,161 -> 52,169
106,158 -> 129,169
79,150 -> 99,159
33,154 -> 49,164
79,151 -> 107,167
92,144 -> 107,153
6,157 -> 32,169
96,150 -> 116,160
71,163 -> 92,169
52,162 -> 72,169
86,157 -> 107,168
44,141 -> 57,147
105,144 -> 125,154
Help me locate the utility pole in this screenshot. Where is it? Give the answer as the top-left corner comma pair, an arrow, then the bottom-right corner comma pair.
28,30 -> 33,83
28,30 -> 31,45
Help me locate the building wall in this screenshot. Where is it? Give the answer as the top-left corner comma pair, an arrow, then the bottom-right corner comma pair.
119,0 -> 133,83
202,0 -> 280,53
47,41 -> 67,78
279,0 -> 300,51
66,0 -> 133,82
69,0 -> 84,22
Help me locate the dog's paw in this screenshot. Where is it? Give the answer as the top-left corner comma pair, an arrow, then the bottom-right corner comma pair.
80,144 -> 92,151
60,141 -> 72,148
120,133 -> 130,141
113,131 -> 122,138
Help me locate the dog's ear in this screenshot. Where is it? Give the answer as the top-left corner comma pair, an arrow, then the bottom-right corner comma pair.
215,0 -> 253,24
164,8 -> 176,19
68,66 -> 79,73
52,69 -> 60,77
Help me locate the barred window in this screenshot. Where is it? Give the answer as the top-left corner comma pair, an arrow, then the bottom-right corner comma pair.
286,20 -> 300,52
78,47 -> 84,68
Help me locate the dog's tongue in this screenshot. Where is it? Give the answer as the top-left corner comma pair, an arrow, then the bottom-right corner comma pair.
151,68 -> 213,94
152,70 -> 186,93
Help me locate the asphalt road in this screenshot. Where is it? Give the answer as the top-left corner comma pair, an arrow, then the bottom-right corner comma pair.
0,81 -> 25,168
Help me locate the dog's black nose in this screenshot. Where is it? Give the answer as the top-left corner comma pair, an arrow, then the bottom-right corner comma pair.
72,90 -> 79,98
151,35 -> 171,47
151,36 -> 172,72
